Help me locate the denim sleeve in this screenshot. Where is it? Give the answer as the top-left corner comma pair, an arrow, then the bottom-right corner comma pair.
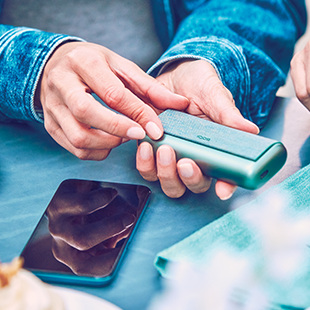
0,25 -> 83,123
148,0 -> 307,128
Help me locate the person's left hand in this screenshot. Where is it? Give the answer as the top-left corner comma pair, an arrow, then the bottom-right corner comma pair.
290,40 -> 310,110
136,60 -> 259,200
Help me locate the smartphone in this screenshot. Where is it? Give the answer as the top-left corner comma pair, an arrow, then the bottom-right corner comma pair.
139,110 -> 287,190
20,179 -> 151,286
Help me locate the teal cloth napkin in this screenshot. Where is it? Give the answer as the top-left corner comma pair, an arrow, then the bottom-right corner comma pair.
154,164 -> 310,309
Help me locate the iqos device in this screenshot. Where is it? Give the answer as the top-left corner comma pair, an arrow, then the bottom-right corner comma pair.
139,109 -> 287,190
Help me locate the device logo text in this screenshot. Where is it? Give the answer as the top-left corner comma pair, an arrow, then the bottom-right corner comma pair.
197,135 -> 211,141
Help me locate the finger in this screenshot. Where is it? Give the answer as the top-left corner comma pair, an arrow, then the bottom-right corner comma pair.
214,180 -> 237,200
136,142 -> 158,181
203,83 -> 260,134
61,85 -> 148,140
290,51 -> 310,109
177,158 -> 212,194
70,52 -> 166,140
47,96 -> 124,149
44,112 -> 118,161
170,60 -> 259,134
41,47 -> 148,140
156,145 -> 186,198
156,59 -> 259,134
112,56 -> 189,111
217,105 -> 260,135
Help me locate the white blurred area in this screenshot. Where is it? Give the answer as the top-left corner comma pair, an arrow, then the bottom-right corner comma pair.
148,191 -> 310,310
276,0 -> 310,97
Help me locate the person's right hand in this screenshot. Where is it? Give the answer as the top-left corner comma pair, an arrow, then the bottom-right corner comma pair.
37,41 -> 188,160
136,59 -> 259,200
291,40 -> 310,109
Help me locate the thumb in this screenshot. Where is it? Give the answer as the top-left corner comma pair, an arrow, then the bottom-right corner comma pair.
208,86 -> 259,135
219,105 -> 260,135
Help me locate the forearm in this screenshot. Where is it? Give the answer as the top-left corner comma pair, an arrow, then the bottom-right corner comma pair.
149,0 -> 307,128
0,25 -> 83,123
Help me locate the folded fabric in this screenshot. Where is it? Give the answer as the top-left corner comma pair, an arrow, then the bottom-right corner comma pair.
154,164 -> 310,309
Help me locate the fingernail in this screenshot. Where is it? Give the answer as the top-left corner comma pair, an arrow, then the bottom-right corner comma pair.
126,127 -> 145,139
145,121 -> 162,140
220,186 -> 237,201
139,142 -> 152,160
158,145 -> 172,166
179,163 -> 194,178
245,119 -> 260,134
221,192 -> 233,201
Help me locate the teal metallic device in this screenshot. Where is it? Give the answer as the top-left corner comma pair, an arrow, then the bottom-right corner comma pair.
140,110 -> 287,190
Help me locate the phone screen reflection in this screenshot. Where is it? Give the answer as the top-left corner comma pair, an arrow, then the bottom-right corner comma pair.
21,179 -> 151,279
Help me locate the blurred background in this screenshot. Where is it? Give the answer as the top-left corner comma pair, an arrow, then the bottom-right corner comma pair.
0,0 -> 309,96
0,0 -> 163,72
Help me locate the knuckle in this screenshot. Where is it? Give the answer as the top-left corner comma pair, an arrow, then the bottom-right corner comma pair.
74,149 -> 110,161
98,150 -> 111,160
70,97 -> 90,121
296,90 -> 306,103
65,46 -> 106,73
65,47 -> 90,68
65,48 -> 81,63
73,148 -> 92,160
296,91 -> 310,107
157,169 -> 178,184
157,170 -> 168,180
105,114 -> 123,135
147,175 -> 159,182
45,68 -> 62,90
290,54 -> 298,68
296,83 -> 310,103
189,180 -> 211,194
217,105 -> 237,123
305,85 -> 310,99
162,185 -> 186,198
44,119 -> 62,141
144,79 -> 161,101
138,169 -> 158,182
68,131 -> 88,149
43,118 -> 54,135
104,85 -> 126,107
128,105 -> 149,123
210,82 -> 231,100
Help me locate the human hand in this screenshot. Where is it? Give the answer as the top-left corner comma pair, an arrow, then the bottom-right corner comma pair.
38,42 -> 188,160
136,60 -> 259,200
291,41 -> 310,110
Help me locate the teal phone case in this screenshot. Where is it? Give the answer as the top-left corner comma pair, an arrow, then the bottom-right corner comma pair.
140,110 -> 287,189
20,180 -> 152,287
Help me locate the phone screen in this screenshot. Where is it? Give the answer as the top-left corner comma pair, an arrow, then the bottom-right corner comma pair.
20,179 -> 151,286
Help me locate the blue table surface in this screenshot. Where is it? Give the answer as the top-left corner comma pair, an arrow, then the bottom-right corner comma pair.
1,97 -> 310,310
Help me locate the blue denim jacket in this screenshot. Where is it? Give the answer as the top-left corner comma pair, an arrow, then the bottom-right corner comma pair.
0,0 -> 307,128
149,0 -> 307,128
